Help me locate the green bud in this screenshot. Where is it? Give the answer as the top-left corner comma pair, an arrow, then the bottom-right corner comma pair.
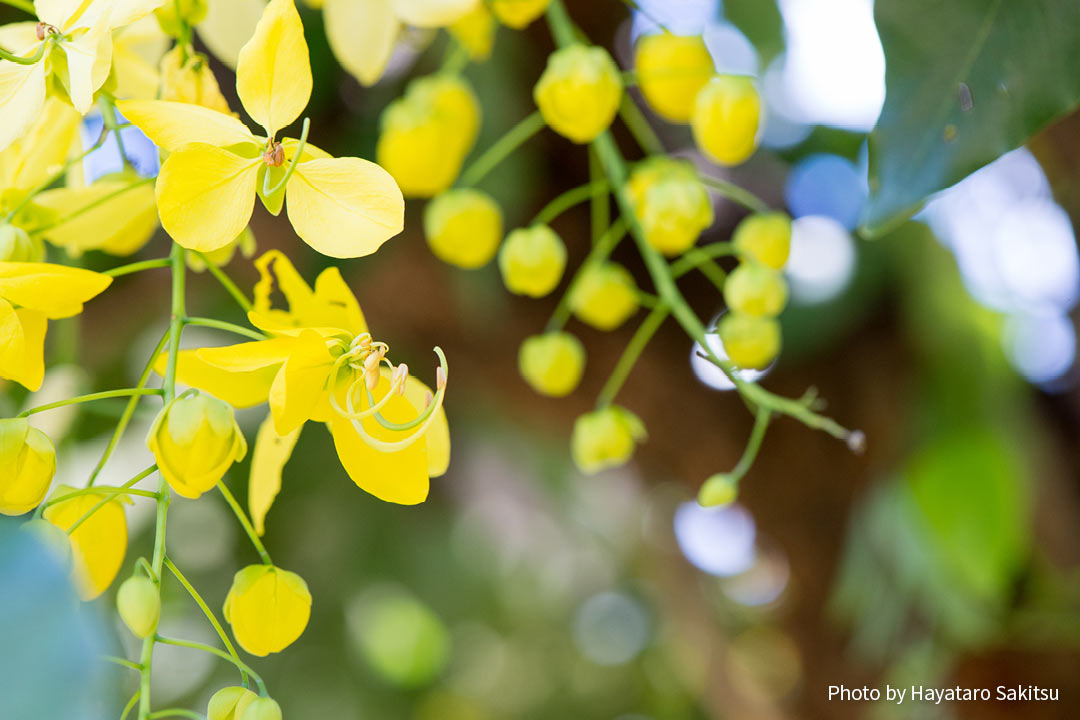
571,405 -> 647,474
733,212 -> 791,270
698,473 -> 738,507
569,262 -> 639,331
0,224 -> 45,262
518,332 -> 585,397
155,0 -> 208,38
627,157 -> 714,256
116,575 -> 160,638
240,697 -> 282,720
208,686 -> 258,720
424,189 -> 503,269
717,313 -> 781,370
723,262 -> 788,317
498,225 -> 566,297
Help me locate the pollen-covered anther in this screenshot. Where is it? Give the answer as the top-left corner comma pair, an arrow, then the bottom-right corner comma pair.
436,365 -> 447,391
262,141 -> 285,167
364,347 -> 386,391
390,363 -> 409,395
36,22 -> 58,40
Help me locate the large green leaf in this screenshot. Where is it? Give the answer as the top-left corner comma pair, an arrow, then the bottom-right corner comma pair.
862,0 -> 1080,234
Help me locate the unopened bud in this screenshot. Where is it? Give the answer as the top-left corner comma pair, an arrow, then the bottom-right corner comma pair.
116,575 -> 160,638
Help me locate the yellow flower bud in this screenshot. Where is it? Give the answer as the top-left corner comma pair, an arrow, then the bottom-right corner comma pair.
0,418 -> 56,516
518,332 -> 585,397
698,473 -> 737,507
155,0 -> 208,37
43,485 -> 128,601
491,0 -> 550,28
718,313 -> 780,370
723,262 -> 788,317
224,564 -> 312,657
692,75 -> 762,166
146,392 -> 248,500
449,3 -> 495,60
116,575 -> 160,639
424,189 -> 503,269
188,228 -> 256,273
239,697 -> 282,720
160,47 -> 232,114
732,212 -> 791,270
569,262 -> 639,331
627,157 -> 714,256
534,44 -> 623,144
498,225 -> 566,297
377,75 -> 481,197
571,405 -> 647,475
208,686 -> 258,720
0,224 -> 46,263
635,33 -> 714,123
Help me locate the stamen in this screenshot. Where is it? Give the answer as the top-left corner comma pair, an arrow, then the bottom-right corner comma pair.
263,142 -> 285,167
390,364 -> 409,395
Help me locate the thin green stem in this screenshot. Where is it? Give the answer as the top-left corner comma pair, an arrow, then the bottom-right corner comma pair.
0,37 -> 45,65
618,95 -> 664,156
672,246 -> 729,293
136,556 -> 156,581
148,710 -> 204,720
262,117 -> 309,197
597,304 -> 669,406
103,655 -> 143,672
698,174 -> 769,214
99,94 -> 131,168
532,181 -> 610,227
183,317 -> 265,341
104,259 -> 172,278
460,111 -> 546,187
0,0 -> 35,14
154,636 -> 266,696
589,147 -> 609,246
670,242 -> 736,278
164,244 -> 187,402
545,219 -> 628,331
5,126 -> 110,223
30,178 -> 155,236
217,481 -> 272,565
196,254 -> 253,312
57,466 -> 158,534
120,690 -> 142,720
730,408 -> 771,481
18,388 -> 162,417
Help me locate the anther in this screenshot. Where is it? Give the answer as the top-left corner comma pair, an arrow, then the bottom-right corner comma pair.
263,141 -> 285,167
436,366 -> 447,391
36,22 -> 57,40
390,364 -> 409,395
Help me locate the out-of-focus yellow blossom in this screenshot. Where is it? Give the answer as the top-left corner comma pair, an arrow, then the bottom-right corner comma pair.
698,472 -> 737,507
491,0 -> 550,28
187,227 -> 256,272
723,262 -> 788,317
449,2 -> 495,61
110,14 -> 170,100
717,312 -> 780,369
627,157 -> 713,256
0,225 -> 45,263
571,405 -> 646,474
116,574 -> 160,638
0,418 -> 56,516
224,564 -> 311,656
0,262 -> 112,390
692,75 -> 762,166
159,46 -> 231,112
569,262 -> 639,331
377,74 -> 481,197
424,188 -> 502,268
634,33 -> 714,123
43,484 -> 128,601
248,415 -> 300,536
0,98 -> 81,217
240,697 -> 283,720
195,0 -> 264,68
498,225 -> 566,297
732,212 -> 791,270
534,44 -> 623,144
156,251 -> 450,510
208,686 -> 258,720
155,0 -> 209,37
0,0 -> 167,151
147,391 -> 248,499
518,332 -> 585,397
120,0 -> 404,257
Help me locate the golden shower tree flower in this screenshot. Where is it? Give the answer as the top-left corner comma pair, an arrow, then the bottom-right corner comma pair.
626,156 -> 714,256
490,0 -> 550,29
0,417 -> 56,516
224,563 -> 312,656
634,33 -> 715,124
119,0 -> 405,257
43,484 -> 129,601
571,405 -> 647,475
534,43 -> 623,144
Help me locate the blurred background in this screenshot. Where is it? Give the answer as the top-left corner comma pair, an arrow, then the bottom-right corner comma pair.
2,0 -> 1080,718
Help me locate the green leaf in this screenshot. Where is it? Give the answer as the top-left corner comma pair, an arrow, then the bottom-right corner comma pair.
862,0 -> 1080,234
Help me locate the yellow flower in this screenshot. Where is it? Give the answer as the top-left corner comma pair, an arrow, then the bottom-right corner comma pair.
159,46 -> 231,113
376,74 -> 481,197
119,0 -> 405,257
534,44 -> 623,144
0,0 -> 167,151
569,262 -> 639,331
571,405 -> 646,474
692,75 -> 762,166
0,225 -> 45,262
0,417 -> 56,516
424,188 -> 502,269
0,262 -> 112,390
0,98 -> 82,215
208,686 -> 258,720
194,0 -> 265,68
626,157 -> 714,256
723,262 -> 788,317
698,473 -> 737,507
116,574 -> 161,638
732,212 -> 791,270
155,0 -> 209,37
491,0 -> 550,29
449,2 -> 495,61
717,312 -> 780,369
147,391 -> 248,499
498,225 -> 566,297
634,33 -> 714,123
239,698 -> 282,720
224,564 -> 312,656
43,484 -> 129,601
110,14 -> 170,100
518,332 -> 585,397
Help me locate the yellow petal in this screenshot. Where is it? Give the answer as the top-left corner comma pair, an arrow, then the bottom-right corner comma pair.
223,565 -> 311,656
195,0 -> 266,68
311,267 -> 367,335
153,349 -> 278,408
43,485 -> 128,601
286,157 -> 404,258
0,97 -> 80,189
156,143 -> 260,251
34,0 -> 80,27
402,374 -> 449,478
390,0 -> 478,27
104,0 -> 172,29
324,0 -> 397,87
267,330 -> 335,435
0,262 -> 112,319
282,137 -> 331,162
0,300 -> 46,391
249,413 -> 301,535
236,0 -> 311,134
0,53 -> 47,153
117,99 -> 256,152
34,176 -> 158,256
61,25 -> 113,113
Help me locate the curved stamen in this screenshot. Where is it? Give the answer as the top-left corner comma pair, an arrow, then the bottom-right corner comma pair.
345,348 -> 448,450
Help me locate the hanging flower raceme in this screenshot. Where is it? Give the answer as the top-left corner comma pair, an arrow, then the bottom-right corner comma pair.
43,484 -> 129,601
119,0 -> 404,257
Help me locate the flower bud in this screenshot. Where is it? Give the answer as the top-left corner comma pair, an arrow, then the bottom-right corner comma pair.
571,405 -> 646,475
155,0 -> 208,37
147,392 -> 247,499
518,332 -> 585,397
732,212 -> 791,270
635,33 -> 714,123
424,189 -> 503,269
377,75 -> 481,197
534,44 -> 623,144
0,418 -> 56,516
224,564 -> 312,657
0,224 -> 46,262
188,228 -> 256,273
449,3 -> 495,60
43,485 -> 128,601
717,313 -> 780,370
698,473 -> 738,507
723,262 -> 788,317
491,0 -> 550,28
692,75 -> 762,166
239,697 -> 282,720
569,262 -> 639,331
160,46 -> 231,114
498,225 -> 566,297
208,686 -> 258,720
116,575 -> 160,638
627,157 -> 714,256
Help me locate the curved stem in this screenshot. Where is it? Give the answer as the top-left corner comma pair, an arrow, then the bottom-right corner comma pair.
0,38 -> 45,65
5,126 -> 111,223
196,254 -> 253,312
104,259 -> 172,278
217,481 -> 272,565
532,181 -> 610,226
103,655 -> 143,672
148,710 -> 204,720
18,388 -> 162,417
588,148 -> 609,246
597,304 -> 669,406
460,111 -> 546,187
545,219 -> 628,332
183,317 -> 265,341
670,242 -> 736,278
154,636 -> 266,696
730,408 -> 771,481
671,246 -> 730,294
30,177 -> 154,236
698,174 -> 769,214
618,95 -> 664,156
120,690 -> 142,720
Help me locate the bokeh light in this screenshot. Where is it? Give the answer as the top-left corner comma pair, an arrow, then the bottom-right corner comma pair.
785,153 -> 868,230
674,502 -> 756,577
572,591 -> 651,666
691,319 -> 771,391
785,215 -> 858,304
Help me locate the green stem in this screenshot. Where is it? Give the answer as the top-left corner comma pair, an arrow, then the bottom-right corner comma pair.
59,467 -> 158,533
588,147 -> 609,246
18,388 -> 162,417
0,37 -> 45,65
0,0 -> 35,14
217,481 -> 272,565
103,656 -> 143,672
148,710 -> 204,720
183,317 -> 265,341
729,408 -> 771,481
104,259 -> 172,278
120,690 -> 142,720
31,177 -> 154,236
164,244 -> 186,402
545,219 -> 628,331
262,117 -> 309,197
597,304 -> 669,406
163,557 -> 248,687
532,181 -> 610,226
460,111 -> 546,187
154,636 -> 266,695
670,242 -> 736,278
618,95 -> 664,156
672,246 -> 729,293
196,254 -> 253,312
698,174 -> 769,214
5,125 -> 111,223
99,94 -> 131,168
